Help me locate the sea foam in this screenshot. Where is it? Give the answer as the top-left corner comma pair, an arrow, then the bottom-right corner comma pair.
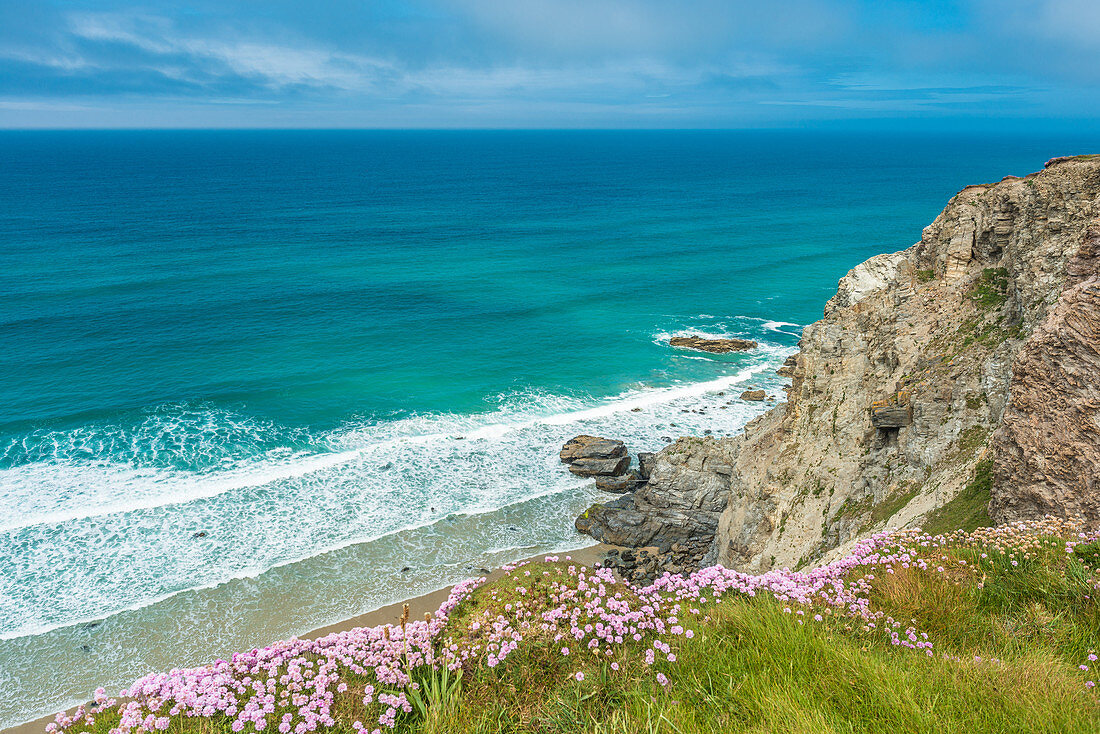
0,341 -> 793,642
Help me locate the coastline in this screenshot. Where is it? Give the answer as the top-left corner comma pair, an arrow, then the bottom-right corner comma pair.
1,544 -> 611,734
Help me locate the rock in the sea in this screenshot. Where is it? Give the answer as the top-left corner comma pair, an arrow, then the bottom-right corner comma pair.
669,335 -> 758,353
740,389 -> 766,401
568,455 -> 631,477
560,435 -> 626,463
595,471 -> 644,493
560,435 -> 631,476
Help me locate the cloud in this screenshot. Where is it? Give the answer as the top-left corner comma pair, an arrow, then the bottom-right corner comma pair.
61,12 -> 397,92
0,0 -> 1097,127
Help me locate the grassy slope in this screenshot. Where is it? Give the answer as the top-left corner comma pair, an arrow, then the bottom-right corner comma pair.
433,541 -> 1100,733
58,525 -> 1100,734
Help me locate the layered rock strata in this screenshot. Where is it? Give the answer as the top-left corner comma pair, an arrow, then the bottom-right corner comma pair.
575,436 -> 733,552
560,435 -> 630,477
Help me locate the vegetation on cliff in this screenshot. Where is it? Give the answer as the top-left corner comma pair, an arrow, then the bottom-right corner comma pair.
50,517 -> 1100,734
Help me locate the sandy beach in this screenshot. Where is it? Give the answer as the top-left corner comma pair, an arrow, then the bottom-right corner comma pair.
2,544 -> 611,734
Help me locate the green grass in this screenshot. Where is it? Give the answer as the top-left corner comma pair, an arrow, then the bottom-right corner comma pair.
433,599 -> 1097,734
435,527 -> 1100,733
56,522 -> 1100,734
968,268 -> 1009,309
921,458 -> 994,536
870,483 -> 922,527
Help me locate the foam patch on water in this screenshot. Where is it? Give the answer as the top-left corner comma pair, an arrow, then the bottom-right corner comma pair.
650,314 -> 804,349
0,322 -> 797,645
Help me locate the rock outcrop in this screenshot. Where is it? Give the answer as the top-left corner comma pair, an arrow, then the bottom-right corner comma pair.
560,435 -> 630,477
775,355 -> 798,377
577,155 -> 1100,573
595,472 -> 644,493
575,437 -> 733,551
990,275 -> 1100,522
740,389 -> 766,402
669,336 -> 758,353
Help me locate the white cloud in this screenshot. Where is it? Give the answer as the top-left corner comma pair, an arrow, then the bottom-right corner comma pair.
66,12 -> 397,91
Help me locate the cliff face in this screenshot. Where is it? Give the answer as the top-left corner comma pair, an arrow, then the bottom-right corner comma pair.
990,272 -> 1100,522
582,155 -> 1100,573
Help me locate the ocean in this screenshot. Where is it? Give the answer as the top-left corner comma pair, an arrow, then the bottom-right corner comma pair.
0,129 -> 1091,727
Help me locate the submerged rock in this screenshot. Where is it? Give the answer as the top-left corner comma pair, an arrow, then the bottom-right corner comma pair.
669,335 -> 758,353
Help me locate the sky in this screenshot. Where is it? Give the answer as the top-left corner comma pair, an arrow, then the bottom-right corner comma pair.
1,0 -> 1099,129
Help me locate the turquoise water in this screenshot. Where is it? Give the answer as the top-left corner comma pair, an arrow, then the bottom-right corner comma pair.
0,130 -> 1092,726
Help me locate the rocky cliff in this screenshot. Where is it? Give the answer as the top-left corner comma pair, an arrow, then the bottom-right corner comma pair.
580,155 -> 1100,573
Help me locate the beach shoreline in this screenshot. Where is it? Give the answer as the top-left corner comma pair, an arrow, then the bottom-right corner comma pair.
0,544 -> 611,734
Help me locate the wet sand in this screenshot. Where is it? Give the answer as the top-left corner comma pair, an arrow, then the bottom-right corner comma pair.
3,544 -> 611,734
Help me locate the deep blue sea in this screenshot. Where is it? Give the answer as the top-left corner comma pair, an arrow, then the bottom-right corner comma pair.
0,129 -> 1094,726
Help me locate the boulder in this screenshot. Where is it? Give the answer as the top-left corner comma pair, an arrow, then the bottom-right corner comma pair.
575,437 -> 734,552
637,452 -> 657,480
740,389 -> 766,401
669,335 -> 758,353
560,435 -> 626,463
568,454 -> 631,477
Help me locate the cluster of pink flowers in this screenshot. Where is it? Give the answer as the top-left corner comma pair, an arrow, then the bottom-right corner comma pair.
47,517 -> 1098,734
1081,651 -> 1099,689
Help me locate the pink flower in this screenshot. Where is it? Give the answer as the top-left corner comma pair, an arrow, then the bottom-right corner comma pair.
574,672 -> 584,682
656,673 -> 669,687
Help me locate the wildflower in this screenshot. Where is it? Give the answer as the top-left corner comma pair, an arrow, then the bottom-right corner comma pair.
574,672 -> 585,682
